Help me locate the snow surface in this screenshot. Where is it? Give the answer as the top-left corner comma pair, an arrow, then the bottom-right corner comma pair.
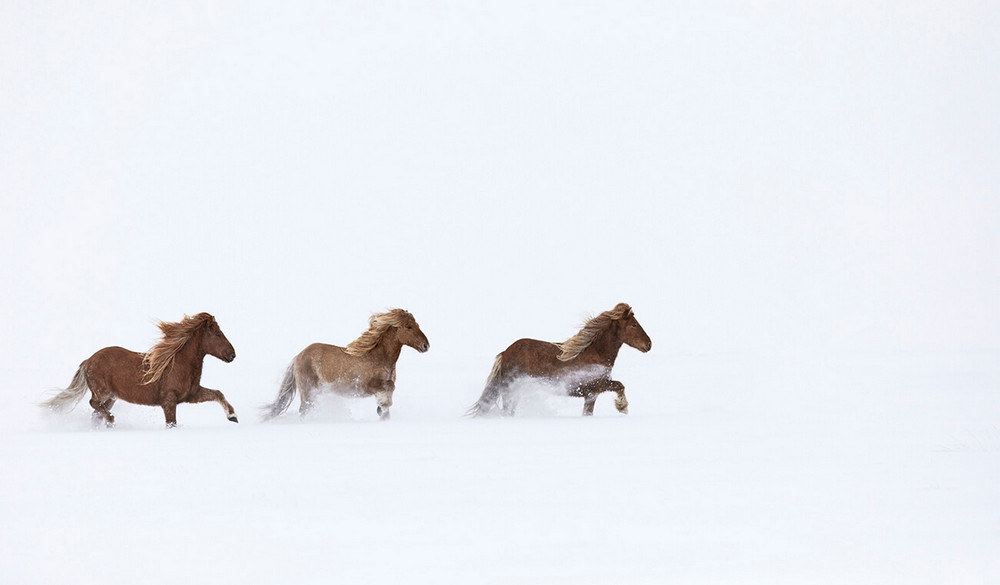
2,351 -> 998,583
2,1 -> 999,583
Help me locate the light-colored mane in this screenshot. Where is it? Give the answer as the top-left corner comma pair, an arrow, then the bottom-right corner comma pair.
142,313 -> 214,384
555,303 -> 632,361
344,309 -> 414,356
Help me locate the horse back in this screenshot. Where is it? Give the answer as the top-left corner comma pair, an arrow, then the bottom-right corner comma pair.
501,338 -> 611,380
85,346 -> 161,405
297,342 -> 358,384
501,338 -> 564,377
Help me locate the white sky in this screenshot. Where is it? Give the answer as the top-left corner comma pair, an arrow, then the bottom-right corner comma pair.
2,1 -> 997,378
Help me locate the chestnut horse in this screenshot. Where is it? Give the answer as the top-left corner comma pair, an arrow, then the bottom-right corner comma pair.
467,303 -> 651,417
261,309 -> 429,422
42,313 -> 238,428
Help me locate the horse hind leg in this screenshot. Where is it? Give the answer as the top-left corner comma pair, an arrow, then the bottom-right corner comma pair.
467,354 -> 507,417
293,361 -> 326,418
298,384 -> 317,417
89,392 -> 116,428
499,386 -> 520,416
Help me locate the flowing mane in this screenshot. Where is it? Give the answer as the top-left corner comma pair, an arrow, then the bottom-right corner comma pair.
344,309 -> 414,356
555,303 -> 633,361
142,313 -> 214,384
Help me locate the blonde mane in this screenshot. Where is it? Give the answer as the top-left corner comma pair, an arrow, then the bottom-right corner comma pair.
142,313 -> 214,384
555,303 -> 632,361
344,309 -> 414,356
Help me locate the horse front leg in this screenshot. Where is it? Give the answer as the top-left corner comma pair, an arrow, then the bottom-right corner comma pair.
374,381 -> 394,421
375,393 -> 393,420
190,386 -> 239,423
610,380 -> 629,414
161,392 -> 178,428
580,380 -> 628,416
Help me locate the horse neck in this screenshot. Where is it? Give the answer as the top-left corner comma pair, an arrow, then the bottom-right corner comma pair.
369,328 -> 403,365
165,330 -> 207,385
583,323 -> 624,367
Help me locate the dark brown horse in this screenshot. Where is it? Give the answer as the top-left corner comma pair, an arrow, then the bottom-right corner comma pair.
261,309 -> 429,422
467,303 -> 651,417
42,313 -> 238,428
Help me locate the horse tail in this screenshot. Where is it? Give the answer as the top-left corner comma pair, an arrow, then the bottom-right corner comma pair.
260,362 -> 297,421
41,363 -> 90,413
466,353 -> 505,417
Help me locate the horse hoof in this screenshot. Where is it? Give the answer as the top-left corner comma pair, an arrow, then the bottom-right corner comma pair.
166,422 -> 178,429
228,415 -> 239,423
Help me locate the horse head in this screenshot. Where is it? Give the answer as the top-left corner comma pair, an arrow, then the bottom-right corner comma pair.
201,314 -> 236,363
619,304 -> 652,353
396,312 -> 430,353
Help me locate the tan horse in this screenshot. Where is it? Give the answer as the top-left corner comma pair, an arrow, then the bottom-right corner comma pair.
261,309 -> 429,421
467,303 -> 651,417
42,313 -> 238,428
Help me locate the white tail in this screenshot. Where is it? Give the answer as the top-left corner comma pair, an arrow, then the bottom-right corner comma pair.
260,363 -> 297,421
41,365 -> 89,412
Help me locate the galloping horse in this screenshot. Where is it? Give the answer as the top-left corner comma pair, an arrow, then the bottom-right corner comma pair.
42,313 -> 238,428
261,309 -> 429,421
467,303 -> 651,417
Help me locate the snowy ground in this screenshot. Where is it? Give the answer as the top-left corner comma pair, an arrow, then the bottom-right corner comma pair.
2,351 -> 997,584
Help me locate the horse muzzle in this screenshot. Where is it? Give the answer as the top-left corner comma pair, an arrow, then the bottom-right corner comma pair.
224,352 -> 236,363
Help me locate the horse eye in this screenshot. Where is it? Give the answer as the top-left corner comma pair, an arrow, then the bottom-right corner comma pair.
407,325 -> 413,330
631,323 -> 637,328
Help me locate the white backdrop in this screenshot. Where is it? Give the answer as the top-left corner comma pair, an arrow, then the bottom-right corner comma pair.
4,1 -> 997,379
2,3 -> 999,583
